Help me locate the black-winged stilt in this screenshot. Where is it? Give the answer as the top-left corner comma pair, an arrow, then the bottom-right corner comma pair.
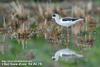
52,48 -> 83,61
52,14 -> 84,47
52,14 -> 84,27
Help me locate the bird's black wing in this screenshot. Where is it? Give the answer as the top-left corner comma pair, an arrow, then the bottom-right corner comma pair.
62,17 -> 78,21
62,54 -> 74,56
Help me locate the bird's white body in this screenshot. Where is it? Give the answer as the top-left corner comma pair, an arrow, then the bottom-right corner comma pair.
52,48 -> 83,61
52,14 -> 84,27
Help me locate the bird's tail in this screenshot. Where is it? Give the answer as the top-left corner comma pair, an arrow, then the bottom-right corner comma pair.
80,17 -> 85,22
73,18 -> 84,26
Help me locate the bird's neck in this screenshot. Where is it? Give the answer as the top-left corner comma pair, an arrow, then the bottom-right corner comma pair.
54,17 -> 61,24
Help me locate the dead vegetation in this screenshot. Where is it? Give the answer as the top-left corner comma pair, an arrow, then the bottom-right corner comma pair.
0,1 -> 97,49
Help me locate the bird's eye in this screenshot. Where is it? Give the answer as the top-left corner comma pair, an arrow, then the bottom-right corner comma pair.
53,14 -> 56,17
52,58 -> 55,60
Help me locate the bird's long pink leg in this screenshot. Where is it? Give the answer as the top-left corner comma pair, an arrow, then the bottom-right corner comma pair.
66,28 -> 70,48
72,21 -> 83,47
74,34 -> 78,47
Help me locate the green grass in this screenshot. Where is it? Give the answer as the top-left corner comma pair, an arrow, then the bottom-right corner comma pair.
0,27 -> 100,67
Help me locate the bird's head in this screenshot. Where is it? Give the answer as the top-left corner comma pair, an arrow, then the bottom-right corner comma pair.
52,56 -> 59,61
52,14 -> 60,19
52,56 -> 56,60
